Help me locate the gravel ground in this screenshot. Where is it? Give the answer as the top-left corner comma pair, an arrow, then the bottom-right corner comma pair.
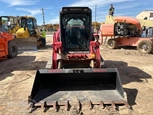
0,35 -> 153,115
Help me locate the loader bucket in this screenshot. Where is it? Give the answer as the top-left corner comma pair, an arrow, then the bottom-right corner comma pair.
14,38 -> 37,53
29,68 -> 129,110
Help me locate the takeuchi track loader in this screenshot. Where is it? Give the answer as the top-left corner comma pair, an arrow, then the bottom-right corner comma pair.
28,7 -> 130,112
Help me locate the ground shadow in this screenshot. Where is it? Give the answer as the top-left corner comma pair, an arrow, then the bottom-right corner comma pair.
104,45 -> 153,54
105,60 -> 152,107
37,44 -> 52,50
105,60 -> 152,84
0,56 -> 47,81
117,46 -> 137,50
124,88 -> 138,106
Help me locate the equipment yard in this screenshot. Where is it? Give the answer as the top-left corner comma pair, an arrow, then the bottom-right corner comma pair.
0,35 -> 153,115
0,0 -> 153,114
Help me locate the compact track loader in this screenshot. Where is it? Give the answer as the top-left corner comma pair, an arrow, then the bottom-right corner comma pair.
28,7 -> 130,111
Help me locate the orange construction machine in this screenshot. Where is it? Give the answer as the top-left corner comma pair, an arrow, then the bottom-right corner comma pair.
0,29 -> 18,60
101,15 -> 153,54
28,7 -> 130,112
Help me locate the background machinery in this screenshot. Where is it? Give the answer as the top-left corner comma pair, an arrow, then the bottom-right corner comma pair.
44,24 -> 54,31
0,28 -> 18,60
136,10 -> 153,37
0,15 -> 41,53
52,24 -> 59,31
101,12 -> 153,54
28,7 -> 130,111
92,21 -> 101,31
44,23 -> 59,31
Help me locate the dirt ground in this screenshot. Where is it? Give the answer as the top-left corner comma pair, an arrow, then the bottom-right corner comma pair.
0,35 -> 153,115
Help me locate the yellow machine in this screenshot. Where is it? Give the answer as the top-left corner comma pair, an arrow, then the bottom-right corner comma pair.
0,16 -> 41,52
92,22 -> 101,31
136,10 -> 153,37
52,24 -> 59,31
136,10 -> 153,20
43,23 -> 59,31
44,24 -> 54,31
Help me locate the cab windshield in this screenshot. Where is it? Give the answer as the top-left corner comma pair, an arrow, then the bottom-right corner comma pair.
61,14 -> 90,51
19,18 -> 37,35
0,17 -> 10,31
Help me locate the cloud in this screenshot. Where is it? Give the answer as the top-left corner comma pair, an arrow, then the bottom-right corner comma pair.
70,0 -> 134,8
115,12 -> 135,16
115,3 -> 138,10
48,16 -> 59,24
1,0 -> 39,7
96,11 -> 108,16
16,8 -> 41,16
48,0 -> 135,24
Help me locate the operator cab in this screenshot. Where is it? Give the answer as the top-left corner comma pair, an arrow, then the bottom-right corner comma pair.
0,16 -> 16,32
60,7 -> 92,51
18,17 -> 37,35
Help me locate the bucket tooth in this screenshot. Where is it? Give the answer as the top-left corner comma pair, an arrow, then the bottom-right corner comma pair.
40,101 -> 46,109
77,100 -> 81,110
111,101 -> 116,109
89,101 -> 93,109
122,100 -> 131,109
100,101 -> 104,109
53,101 -> 57,112
39,101 -> 46,112
27,103 -> 33,110
65,101 -> 69,111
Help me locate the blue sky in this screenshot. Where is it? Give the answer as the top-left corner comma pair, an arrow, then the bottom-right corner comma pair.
0,0 -> 153,25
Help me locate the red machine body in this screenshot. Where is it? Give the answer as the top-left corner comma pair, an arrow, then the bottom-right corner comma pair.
52,28 -> 101,69
29,7 -> 129,112
0,30 -> 18,60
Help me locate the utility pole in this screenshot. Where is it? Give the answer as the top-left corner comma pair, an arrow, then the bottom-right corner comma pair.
41,8 -> 45,29
95,4 -> 97,23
